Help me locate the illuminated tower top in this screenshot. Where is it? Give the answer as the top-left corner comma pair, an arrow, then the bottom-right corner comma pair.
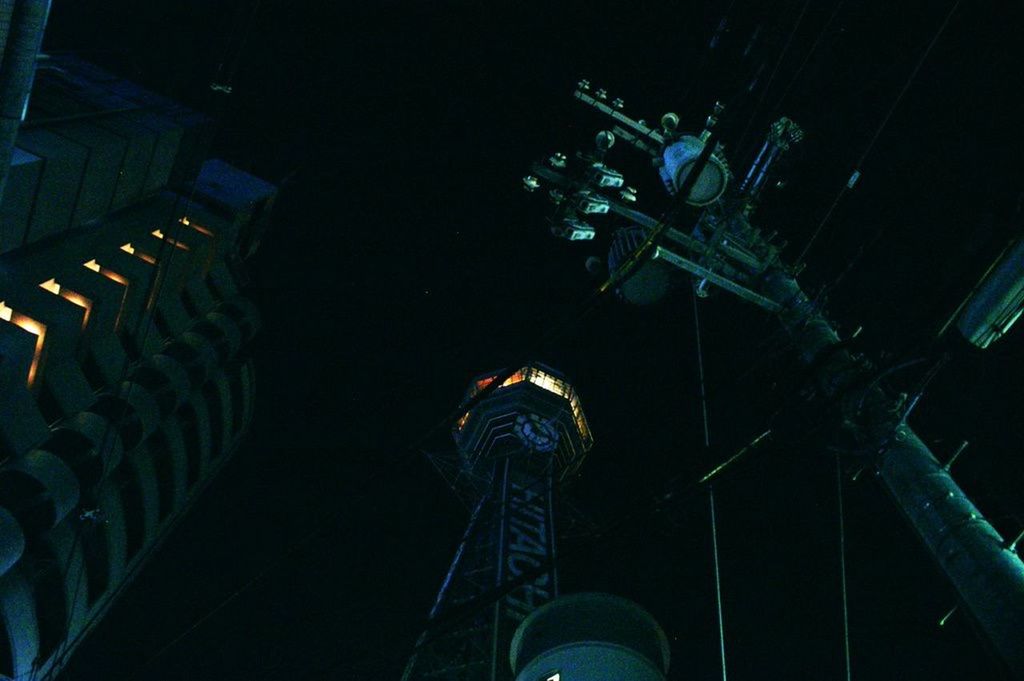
454,362 -> 593,484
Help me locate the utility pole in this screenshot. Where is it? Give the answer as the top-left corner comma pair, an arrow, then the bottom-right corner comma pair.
523,80 -> 1024,678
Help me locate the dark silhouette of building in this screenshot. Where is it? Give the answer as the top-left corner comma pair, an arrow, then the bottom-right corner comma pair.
0,8 -> 274,679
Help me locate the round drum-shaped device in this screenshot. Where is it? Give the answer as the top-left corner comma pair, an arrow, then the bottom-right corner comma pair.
607,226 -> 674,306
659,135 -> 728,206
509,592 -> 670,681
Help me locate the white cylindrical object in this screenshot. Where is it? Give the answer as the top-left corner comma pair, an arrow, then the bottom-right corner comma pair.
510,593 -> 669,681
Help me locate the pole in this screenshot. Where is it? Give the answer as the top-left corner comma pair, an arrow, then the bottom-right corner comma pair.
761,268 -> 1024,678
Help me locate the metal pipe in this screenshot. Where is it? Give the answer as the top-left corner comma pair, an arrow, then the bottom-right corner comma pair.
762,268 -> 1024,678
0,0 -> 52,203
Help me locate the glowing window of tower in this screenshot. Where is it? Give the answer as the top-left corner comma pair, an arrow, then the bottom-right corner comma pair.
120,243 -> 157,265
0,300 -> 47,387
40,279 -> 93,330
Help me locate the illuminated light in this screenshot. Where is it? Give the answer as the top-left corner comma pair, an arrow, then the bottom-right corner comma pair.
458,365 -> 593,445
12,313 -> 46,387
82,260 -> 129,329
99,267 -> 128,286
152,229 -> 191,251
0,302 -> 47,387
546,675 -> 560,681
120,242 -> 157,265
40,279 -> 93,330
180,216 -> 214,237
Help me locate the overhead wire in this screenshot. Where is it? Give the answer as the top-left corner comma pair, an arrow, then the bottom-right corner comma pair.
835,449 -> 853,681
793,0 -> 962,269
732,0 -> 812,159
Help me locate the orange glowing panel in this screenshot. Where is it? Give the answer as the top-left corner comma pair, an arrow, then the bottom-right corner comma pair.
181,216 -> 214,237
0,303 -> 47,387
11,312 -> 46,387
120,243 -> 157,265
151,229 -> 191,251
40,279 -> 93,330
83,260 -> 130,330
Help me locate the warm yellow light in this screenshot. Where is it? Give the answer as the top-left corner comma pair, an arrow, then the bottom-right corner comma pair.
151,228 -> 190,251
459,366 -> 593,445
120,243 -> 157,264
0,303 -> 47,387
40,279 -> 93,329
83,259 -> 101,272
12,313 -> 46,387
100,268 -> 128,286
181,216 -> 214,237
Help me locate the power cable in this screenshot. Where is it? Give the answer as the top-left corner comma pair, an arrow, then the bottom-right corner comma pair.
794,0 -> 962,268
709,484 -> 728,681
767,0 -> 847,117
835,449 -> 852,681
733,0 -> 812,159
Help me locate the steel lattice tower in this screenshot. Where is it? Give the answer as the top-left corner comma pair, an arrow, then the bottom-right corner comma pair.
402,363 -> 593,681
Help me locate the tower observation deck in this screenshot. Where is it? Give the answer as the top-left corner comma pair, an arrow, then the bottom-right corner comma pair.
402,363 -> 593,681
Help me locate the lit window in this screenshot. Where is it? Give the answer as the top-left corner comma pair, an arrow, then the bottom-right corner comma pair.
457,366 -> 593,446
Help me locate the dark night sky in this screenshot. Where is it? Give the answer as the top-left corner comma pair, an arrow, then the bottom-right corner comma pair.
39,1 -> 1024,679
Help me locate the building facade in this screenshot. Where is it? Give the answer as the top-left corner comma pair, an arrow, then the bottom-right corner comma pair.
0,45 -> 275,681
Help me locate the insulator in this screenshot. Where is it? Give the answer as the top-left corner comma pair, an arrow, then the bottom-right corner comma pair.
552,217 -> 596,241
611,97 -> 625,109
522,175 -> 541,192
575,192 -> 610,214
590,163 -> 624,188
577,78 -> 591,91
595,88 -> 608,100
